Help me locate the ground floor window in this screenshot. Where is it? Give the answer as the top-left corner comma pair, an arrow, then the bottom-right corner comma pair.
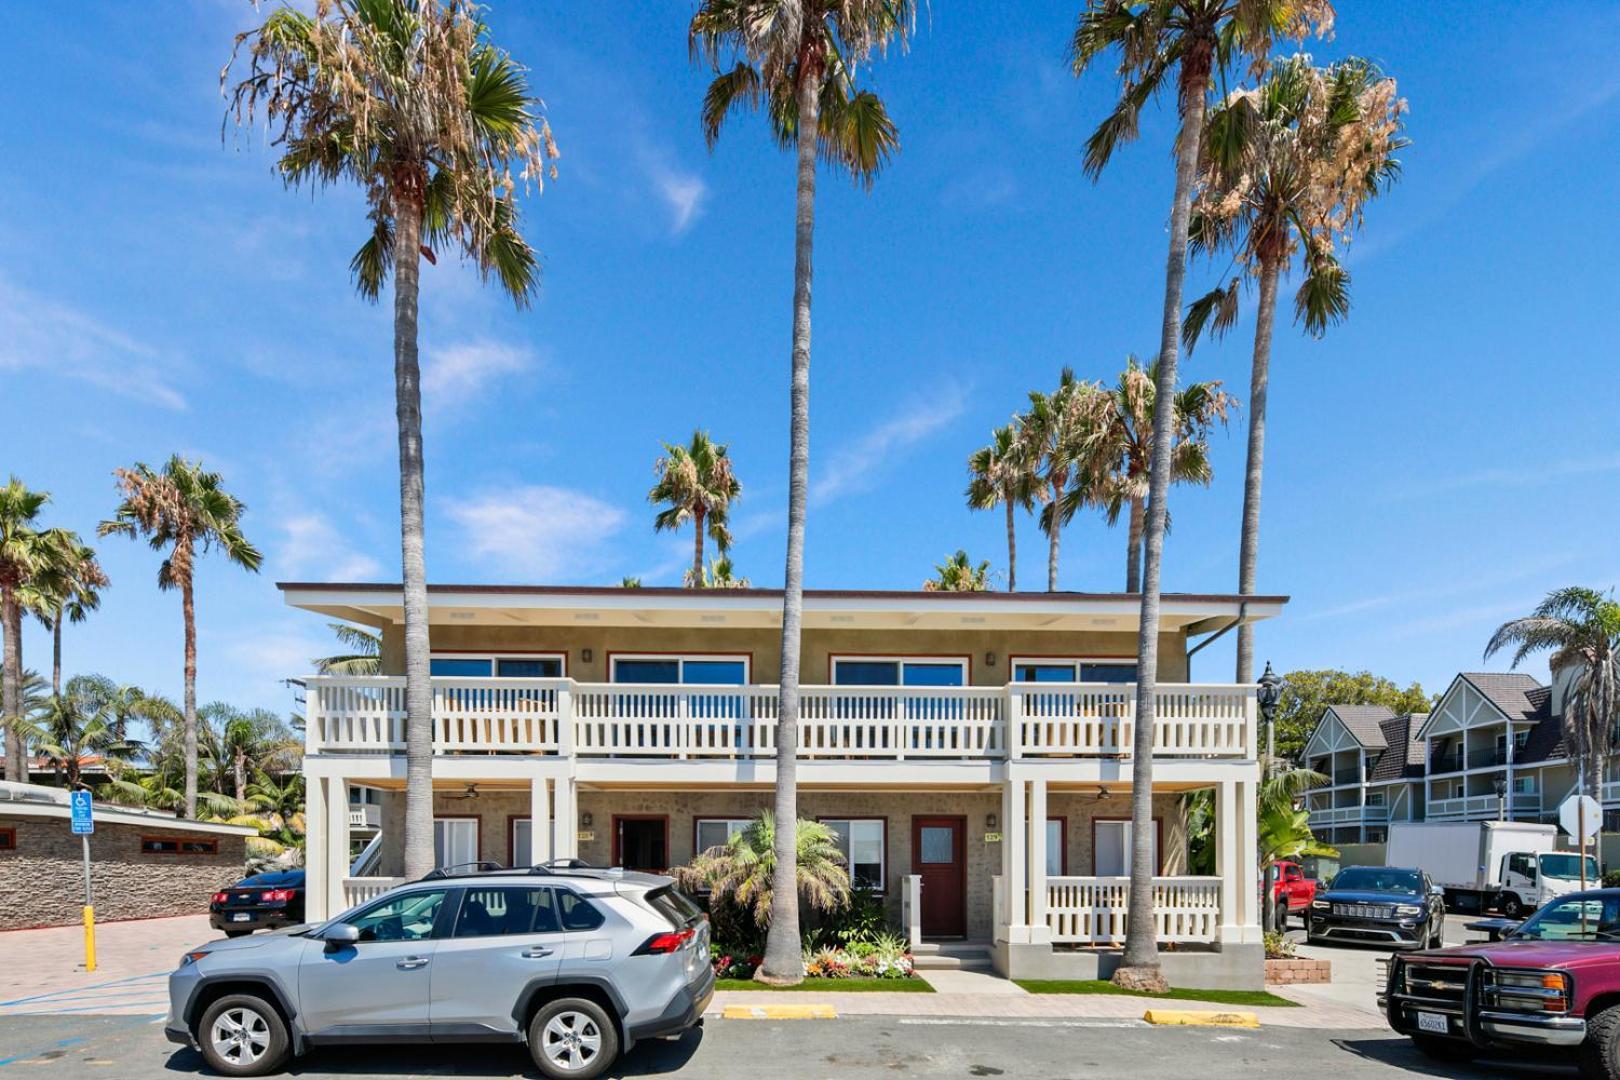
434,817 -> 479,869
141,836 -> 219,855
0,826 -> 14,851
694,817 -> 752,855
510,817 -> 532,866
830,656 -> 967,687
823,818 -> 885,889
1091,819 -> 1160,876
1011,658 -> 1137,684
429,653 -> 566,678
610,655 -> 749,684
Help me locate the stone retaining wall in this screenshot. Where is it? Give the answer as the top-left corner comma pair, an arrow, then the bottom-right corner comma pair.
1264,957 -> 1332,985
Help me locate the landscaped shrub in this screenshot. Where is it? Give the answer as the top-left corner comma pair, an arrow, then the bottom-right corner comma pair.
1263,930 -> 1296,960
1602,869 -> 1620,890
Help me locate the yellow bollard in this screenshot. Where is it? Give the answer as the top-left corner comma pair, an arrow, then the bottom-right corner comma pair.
83,905 -> 97,972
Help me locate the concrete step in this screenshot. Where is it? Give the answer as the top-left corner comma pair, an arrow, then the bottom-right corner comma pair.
911,942 -> 994,971
911,954 -> 995,971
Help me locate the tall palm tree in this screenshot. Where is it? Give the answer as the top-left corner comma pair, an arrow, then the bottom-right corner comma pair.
650,430 -> 742,583
1071,356 -> 1235,591
690,0 -> 916,985
1486,588 -> 1620,802
227,0 -> 558,880
966,425 -> 1034,591
1071,0 -> 1334,991
315,622 -> 383,676
36,540 -> 110,700
0,478 -> 76,781
99,455 -> 261,818
923,550 -> 991,592
1017,369 -> 1106,591
206,703 -> 301,803
1184,54 -> 1405,682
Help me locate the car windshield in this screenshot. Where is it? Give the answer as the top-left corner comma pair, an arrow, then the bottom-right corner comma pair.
1510,895 -> 1620,942
1329,868 -> 1420,894
1540,854 -> 1601,881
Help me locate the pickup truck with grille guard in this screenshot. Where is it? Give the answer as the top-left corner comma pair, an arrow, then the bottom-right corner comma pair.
1380,889 -> 1620,1078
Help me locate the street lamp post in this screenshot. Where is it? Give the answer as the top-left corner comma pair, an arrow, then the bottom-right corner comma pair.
1257,661 -> 1285,777
1493,776 -> 1507,822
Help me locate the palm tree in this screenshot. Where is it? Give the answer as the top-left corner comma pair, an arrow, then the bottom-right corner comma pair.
1073,356 -> 1235,591
1486,588 -> 1620,802
966,425 -> 1034,591
206,703 -> 301,803
1071,0 -> 1335,991
1257,765 -> 1335,931
650,430 -> 742,583
18,675 -> 144,788
0,478 -> 78,782
675,811 -> 851,928
690,0 -> 916,985
35,540 -> 109,700
687,556 -> 752,589
1017,369 -> 1106,591
99,456 -> 261,818
1184,54 -> 1405,682
226,0 -> 558,881
315,622 -> 383,676
923,551 -> 991,592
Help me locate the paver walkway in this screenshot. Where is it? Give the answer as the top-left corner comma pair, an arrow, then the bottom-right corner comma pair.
0,914 -> 210,1017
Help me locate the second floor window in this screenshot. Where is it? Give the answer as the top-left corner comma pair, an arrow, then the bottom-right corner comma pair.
430,653 -> 565,678
611,655 -> 749,685
1011,659 -> 1137,684
831,657 -> 966,687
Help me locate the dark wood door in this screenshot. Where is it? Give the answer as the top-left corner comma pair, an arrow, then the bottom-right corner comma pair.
912,816 -> 966,938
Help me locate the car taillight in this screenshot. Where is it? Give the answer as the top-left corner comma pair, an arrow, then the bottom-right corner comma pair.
261,889 -> 293,902
211,892 -> 228,905
634,928 -> 695,955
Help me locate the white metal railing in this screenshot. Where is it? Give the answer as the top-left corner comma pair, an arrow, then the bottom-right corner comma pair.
341,876 -> 405,908
1045,876 -> 1222,944
1308,804 -> 1390,826
1427,793 -> 1541,821
347,804 -> 382,828
305,676 -> 1253,762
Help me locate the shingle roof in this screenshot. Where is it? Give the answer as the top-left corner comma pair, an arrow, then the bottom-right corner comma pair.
1326,705 -> 1396,749
1369,713 -> 1428,782
1512,686 -> 1566,765
1457,672 -> 1547,725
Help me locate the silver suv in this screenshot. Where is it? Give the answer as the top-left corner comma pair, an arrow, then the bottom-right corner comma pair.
165,863 -> 713,1079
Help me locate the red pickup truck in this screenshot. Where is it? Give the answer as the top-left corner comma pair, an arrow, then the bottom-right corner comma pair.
1268,860 -> 1318,930
1380,889 -> 1620,1077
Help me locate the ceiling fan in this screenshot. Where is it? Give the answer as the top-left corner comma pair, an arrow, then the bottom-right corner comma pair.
446,783 -> 481,801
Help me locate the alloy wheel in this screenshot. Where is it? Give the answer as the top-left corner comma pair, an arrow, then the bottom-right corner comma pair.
209,1007 -> 270,1067
541,1010 -> 603,1072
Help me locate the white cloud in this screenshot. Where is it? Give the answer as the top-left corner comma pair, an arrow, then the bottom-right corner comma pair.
422,340 -> 537,408
0,278 -> 187,409
276,513 -> 384,582
813,382 -> 970,505
650,165 -> 708,236
446,486 -> 628,580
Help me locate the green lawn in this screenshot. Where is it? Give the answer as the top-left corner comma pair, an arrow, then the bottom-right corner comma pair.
715,977 -> 935,993
1012,979 -> 1298,1008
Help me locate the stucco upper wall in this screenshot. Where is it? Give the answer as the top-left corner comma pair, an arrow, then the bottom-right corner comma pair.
378,623 -> 1192,683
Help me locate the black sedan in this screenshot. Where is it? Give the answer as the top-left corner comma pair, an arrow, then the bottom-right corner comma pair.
209,868 -> 306,936
1307,865 -> 1445,950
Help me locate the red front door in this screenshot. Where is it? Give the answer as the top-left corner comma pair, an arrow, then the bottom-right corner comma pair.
912,816 -> 966,938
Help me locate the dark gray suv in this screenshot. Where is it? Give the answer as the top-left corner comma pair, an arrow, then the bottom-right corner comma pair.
165,863 -> 713,1079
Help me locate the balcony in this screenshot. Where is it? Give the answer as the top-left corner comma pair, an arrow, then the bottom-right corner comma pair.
1427,793 -> 1540,821
303,676 -> 1255,762
1308,804 -> 1391,827
346,804 -> 382,829
1332,765 -> 1362,785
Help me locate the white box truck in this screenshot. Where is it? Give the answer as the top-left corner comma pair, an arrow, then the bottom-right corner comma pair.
1383,820 -> 1599,916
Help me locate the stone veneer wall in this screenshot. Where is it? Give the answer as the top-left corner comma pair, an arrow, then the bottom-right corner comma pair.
0,816 -> 248,931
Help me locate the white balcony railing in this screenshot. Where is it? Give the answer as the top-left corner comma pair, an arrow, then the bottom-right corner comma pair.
341,876 -> 405,909
1427,793 -> 1541,821
304,676 -> 1255,763
1046,876 -> 1222,943
1308,804 -> 1390,826
346,804 -> 382,829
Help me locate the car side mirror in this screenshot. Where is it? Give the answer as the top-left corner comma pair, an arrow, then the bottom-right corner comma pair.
323,923 -> 360,948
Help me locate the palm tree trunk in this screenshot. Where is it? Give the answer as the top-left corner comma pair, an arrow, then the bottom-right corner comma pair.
235,749 -> 247,805
1,590 -> 21,782
1004,498 -> 1017,592
181,576 -> 198,818
1126,497 -> 1144,592
693,509 -> 706,585
1115,60 -> 1211,990
1046,483 -> 1061,592
760,68 -> 820,987
393,193 -> 436,882
52,609 -> 63,700
1234,260 -> 1279,684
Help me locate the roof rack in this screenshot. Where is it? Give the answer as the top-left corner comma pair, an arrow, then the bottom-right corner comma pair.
416,859 -> 607,883
418,861 -> 507,881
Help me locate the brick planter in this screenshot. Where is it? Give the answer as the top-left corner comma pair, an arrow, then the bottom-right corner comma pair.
1265,957 -> 1331,985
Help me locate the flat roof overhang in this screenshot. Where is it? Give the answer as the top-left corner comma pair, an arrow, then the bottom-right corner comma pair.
278,582 -> 1286,635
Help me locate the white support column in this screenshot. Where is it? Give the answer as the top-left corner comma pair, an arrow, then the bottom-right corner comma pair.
998,776 -> 1029,941
1237,778 -> 1261,942
305,768 -> 330,922
554,776 -> 578,860
1358,751 -> 1369,844
1026,778 -> 1050,943
1216,779 -> 1238,943
326,776 -> 350,917
530,775 -> 553,864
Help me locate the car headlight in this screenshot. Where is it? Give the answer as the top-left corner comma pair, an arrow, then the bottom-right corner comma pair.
1310,899 -> 1329,910
1493,970 -> 1570,1013
1395,904 -> 1423,917
178,950 -> 209,968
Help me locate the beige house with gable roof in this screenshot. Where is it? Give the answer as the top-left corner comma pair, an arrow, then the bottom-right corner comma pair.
287,581 -> 1282,986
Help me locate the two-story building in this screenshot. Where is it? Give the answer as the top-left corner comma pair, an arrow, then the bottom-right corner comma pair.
286,582 -> 1282,987
1303,706 -> 1427,845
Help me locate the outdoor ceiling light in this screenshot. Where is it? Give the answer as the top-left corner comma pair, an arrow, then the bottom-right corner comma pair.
1095,786 -> 1109,801
581,648 -> 593,663
581,812 -> 593,828
984,651 -> 997,666
986,813 -> 998,830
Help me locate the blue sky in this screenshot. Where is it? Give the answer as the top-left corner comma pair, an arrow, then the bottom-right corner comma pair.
3,2 -> 1617,714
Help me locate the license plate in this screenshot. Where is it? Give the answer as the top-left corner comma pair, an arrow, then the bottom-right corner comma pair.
230,913 -> 252,923
1415,1011 -> 1448,1034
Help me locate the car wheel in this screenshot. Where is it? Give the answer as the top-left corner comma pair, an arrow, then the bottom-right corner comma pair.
1501,895 -> 1523,919
1580,1003 -> 1620,1080
529,997 -> 619,1080
198,993 -> 291,1077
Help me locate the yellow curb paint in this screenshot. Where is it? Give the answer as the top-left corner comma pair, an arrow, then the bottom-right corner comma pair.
721,1004 -> 837,1020
1141,1009 -> 1260,1028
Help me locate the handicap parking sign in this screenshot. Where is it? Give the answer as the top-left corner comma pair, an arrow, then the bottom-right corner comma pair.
70,790 -> 94,835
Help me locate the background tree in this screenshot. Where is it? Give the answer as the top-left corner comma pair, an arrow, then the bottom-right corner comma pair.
36,540 -> 109,700
966,425 -> 1034,591
690,0 -> 916,985
100,455 -> 261,817
1017,369 -> 1104,591
923,550 -> 992,592
314,623 -> 382,676
1071,0 -> 1334,991
1257,765 -> 1335,930
675,811 -> 851,929
1273,668 -> 1431,762
686,556 -> 751,589
1185,54 -> 1405,683
205,702 -> 301,803
1487,587 -> 1620,801
227,0 -> 558,880
650,430 -> 742,583
1073,356 -> 1235,590
18,674 -> 144,788
0,478 -> 75,781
